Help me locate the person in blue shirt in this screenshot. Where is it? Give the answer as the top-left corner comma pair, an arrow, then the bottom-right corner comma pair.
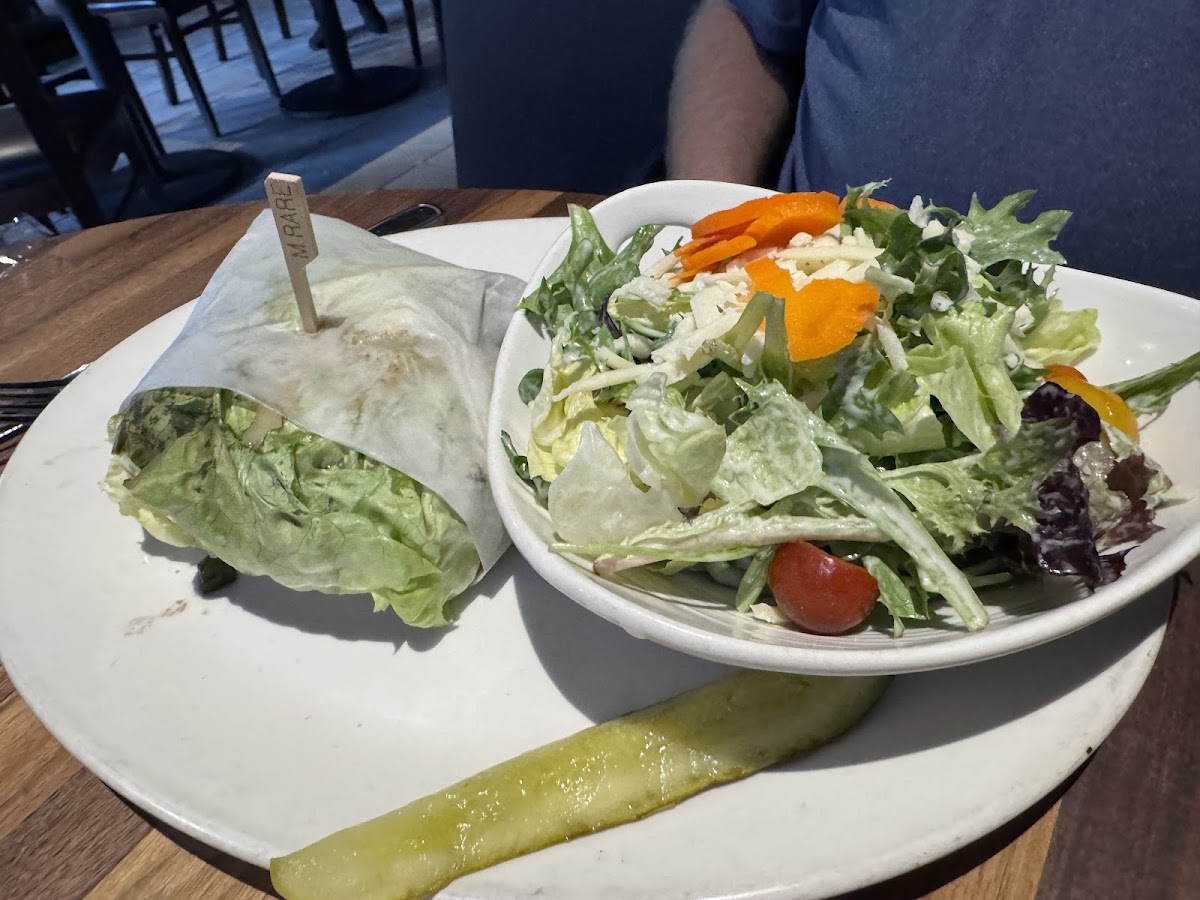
666,0 -> 1199,296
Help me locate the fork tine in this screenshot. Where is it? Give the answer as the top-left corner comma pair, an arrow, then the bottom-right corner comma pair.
0,394 -> 60,408
0,421 -> 27,468
0,365 -> 86,467
0,409 -> 45,423
0,363 -> 88,392
0,384 -> 73,398
0,386 -> 71,399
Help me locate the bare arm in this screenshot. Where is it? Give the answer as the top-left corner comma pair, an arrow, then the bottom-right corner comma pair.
666,0 -> 795,185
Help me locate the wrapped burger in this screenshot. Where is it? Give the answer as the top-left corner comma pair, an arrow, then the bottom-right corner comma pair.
103,211 -> 525,626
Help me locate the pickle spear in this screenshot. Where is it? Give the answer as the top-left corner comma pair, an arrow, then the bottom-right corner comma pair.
271,670 -> 889,900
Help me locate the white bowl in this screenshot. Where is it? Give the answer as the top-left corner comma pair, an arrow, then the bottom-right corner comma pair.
486,180 -> 1200,675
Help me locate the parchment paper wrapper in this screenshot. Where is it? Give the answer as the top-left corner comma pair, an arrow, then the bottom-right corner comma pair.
125,210 -> 525,572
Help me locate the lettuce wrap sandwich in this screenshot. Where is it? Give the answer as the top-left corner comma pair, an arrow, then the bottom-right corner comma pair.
103,211 -> 525,627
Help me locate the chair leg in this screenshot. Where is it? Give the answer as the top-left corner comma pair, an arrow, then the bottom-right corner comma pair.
273,0 -> 291,40
63,181 -> 106,228
401,0 -> 422,66
125,81 -> 167,158
149,25 -> 179,106
115,98 -> 173,213
430,0 -> 445,69
160,18 -> 220,137
233,0 -> 281,97
434,0 -> 448,56
205,1 -> 229,61
356,0 -> 387,34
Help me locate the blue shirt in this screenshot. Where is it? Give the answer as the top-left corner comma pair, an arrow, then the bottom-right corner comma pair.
729,0 -> 1200,296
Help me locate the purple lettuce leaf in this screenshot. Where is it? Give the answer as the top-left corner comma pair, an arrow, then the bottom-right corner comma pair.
1018,466 -> 1123,589
992,383 -> 1127,590
1020,382 -> 1101,447
1097,453 -> 1165,548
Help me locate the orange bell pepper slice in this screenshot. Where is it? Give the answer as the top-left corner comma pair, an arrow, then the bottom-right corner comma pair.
839,195 -> 899,214
786,279 -> 881,361
681,234 -> 758,275
673,234 -> 722,260
1044,365 -> 1139,440
691,191 -> 842,242
745,255 -> 795,296
1046,364 -> 1085,381
745,257 -> 879,361
743,192 -> 842,247
691,196 -> 781,238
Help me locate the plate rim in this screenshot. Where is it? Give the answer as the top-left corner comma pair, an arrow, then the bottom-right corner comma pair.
0,215 -> 1176,899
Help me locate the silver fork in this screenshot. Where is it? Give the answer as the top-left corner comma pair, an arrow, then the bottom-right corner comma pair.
0,364 -> 88,423
0,365 -> 88,468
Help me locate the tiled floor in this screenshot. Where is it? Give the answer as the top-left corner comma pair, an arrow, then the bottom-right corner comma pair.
326,116 -> 456,192
103,0 -> 455,200
4,1 -> 454,252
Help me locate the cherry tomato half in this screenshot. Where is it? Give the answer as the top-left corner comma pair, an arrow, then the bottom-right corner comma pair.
766,541 -> 880,635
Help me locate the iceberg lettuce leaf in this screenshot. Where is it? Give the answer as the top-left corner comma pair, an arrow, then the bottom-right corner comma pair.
712,387 -> 823,506
554,502 -> 888,566
527,330 -> 626,481
623,374 -> 726,508
104,388 -> 479,627
547,422 -> 682,545
1021,299 -> 1100,366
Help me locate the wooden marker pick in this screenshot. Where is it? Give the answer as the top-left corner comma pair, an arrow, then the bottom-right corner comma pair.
264,172 -> 320,333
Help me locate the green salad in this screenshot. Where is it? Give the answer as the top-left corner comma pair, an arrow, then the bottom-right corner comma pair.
505,184 -> 1198,636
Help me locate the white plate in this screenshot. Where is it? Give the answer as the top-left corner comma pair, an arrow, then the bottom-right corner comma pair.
488,181 -> 1200,676
0,219 -> 1177,900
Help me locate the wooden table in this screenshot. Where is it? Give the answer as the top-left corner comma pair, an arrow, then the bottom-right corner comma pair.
0,189 -> 1196,900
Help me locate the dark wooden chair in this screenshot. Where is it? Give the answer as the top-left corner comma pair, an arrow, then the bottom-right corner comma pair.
0,6 -> 170,227
85,0 -> 280,137
0,0 -> 90,98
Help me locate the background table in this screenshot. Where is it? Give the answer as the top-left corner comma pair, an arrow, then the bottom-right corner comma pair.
279,0 -> 419,116
0,188 -> 1196,899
